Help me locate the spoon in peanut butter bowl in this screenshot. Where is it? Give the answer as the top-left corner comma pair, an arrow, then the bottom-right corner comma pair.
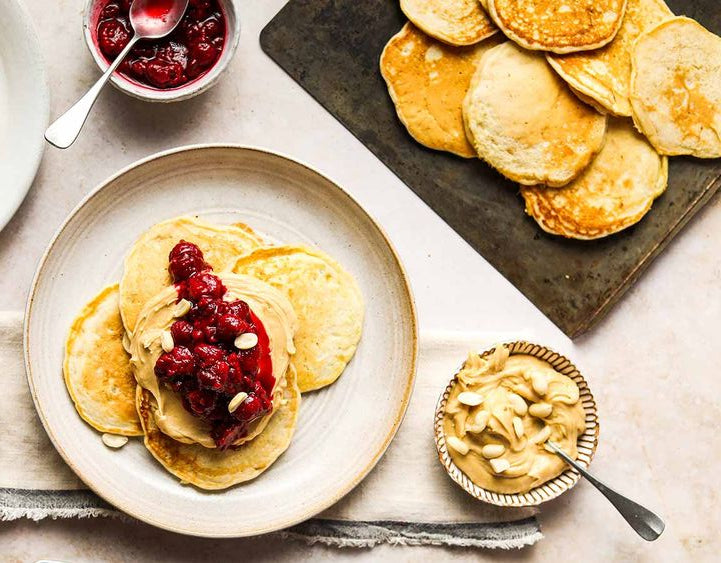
545,441 -> 665,541
44,0 -> 189,149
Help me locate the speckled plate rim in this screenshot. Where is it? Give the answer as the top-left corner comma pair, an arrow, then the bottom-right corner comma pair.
434,341 -> 599,507
23,143 -> 418,537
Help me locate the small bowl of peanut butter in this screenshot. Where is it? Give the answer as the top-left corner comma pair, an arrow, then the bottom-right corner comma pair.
434,341 -> 599,506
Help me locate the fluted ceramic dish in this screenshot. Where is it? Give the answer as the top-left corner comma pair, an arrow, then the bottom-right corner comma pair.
24,145 -> 417,537
434,341 -> 599,507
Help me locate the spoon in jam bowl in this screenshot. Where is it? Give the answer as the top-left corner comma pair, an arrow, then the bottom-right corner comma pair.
546,441 -> 665,541
44,0 -> 189,149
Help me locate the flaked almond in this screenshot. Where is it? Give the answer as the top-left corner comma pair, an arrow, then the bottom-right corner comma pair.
457,391 -> 483,407
141,334 -> 155,349
530,425 -> 551,445
474,410 -> 490,429
508,392 -> 528,416
160,330 -> 174,353
490,457 -> 510,474
227,391 -> 248,413
466,410 -> 490,434
529,402 -> 553,418
102,434 -> 128,449
512,416 -> 525,439
531,372 -> 549,396
235,332 -> 258,350
173,299 -> 192,317
481,443 -> 505,459
446,436 -> 469,455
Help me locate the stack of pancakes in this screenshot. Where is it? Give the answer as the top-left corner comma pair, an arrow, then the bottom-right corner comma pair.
381,0 -> 721,239
63,216 -> 364,489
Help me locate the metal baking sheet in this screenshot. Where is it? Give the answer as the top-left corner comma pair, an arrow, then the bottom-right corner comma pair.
260,0 -> 721,337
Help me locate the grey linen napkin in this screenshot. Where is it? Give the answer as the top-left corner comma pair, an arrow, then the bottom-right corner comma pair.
0,311 -> 540,548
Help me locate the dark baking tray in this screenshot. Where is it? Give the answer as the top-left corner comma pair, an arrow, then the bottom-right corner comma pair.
260,0 -> 721,337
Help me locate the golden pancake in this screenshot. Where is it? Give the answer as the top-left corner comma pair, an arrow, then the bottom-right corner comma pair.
64,284 -> 142,436
400,0 -> 497,46
463,42 -> 608,187
630,16 -> 721,158
136,365 -> 300,490
380,23 -> 503,158
521,118 -> 668,239
232,246 -> 364,393
119,216 -> 263,334
487,0 -> 627,53
548,0 -> 673,116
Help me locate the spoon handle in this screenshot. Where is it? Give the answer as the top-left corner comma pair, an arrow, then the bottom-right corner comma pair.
45,35 -> 141,149
547,441 -> 665,541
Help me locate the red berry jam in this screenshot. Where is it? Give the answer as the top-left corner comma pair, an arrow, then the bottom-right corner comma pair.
154,241 -> 274,449
96,0 -> 225,89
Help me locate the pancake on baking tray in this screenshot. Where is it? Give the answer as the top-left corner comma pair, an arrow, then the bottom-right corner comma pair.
400,0 -> 497,46
630,16 -> 721,158
463,41 -> 607,187
486,0 -> 627,54
547,0 -> 673,116
521,118 -> 668,239
380,23 -> 503,158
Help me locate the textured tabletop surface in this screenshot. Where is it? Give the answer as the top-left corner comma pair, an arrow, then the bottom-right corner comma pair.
1,0 -> 719,561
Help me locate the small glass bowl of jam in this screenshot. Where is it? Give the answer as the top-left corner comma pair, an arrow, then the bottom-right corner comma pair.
83,0 -> 239,101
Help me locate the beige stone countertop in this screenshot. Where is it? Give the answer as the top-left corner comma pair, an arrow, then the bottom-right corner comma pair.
1,0 -> 719,561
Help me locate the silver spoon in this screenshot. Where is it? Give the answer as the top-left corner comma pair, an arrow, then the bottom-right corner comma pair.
44,0 -> 189,149
546,440 -> 665,541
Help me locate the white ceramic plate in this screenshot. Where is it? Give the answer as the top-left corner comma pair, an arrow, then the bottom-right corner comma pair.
25,145 -> 417,537
0,0 -> 49,231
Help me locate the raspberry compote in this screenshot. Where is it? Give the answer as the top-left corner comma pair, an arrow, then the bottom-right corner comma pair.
154,241 -> 274,449
96,0 -> 226,89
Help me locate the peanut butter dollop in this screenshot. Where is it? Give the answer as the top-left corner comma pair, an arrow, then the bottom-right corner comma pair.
443,346 -> 586,494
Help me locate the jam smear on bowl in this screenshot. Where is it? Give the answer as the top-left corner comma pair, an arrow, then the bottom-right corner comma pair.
96,0 -> 225,89
154,241 -> 275,450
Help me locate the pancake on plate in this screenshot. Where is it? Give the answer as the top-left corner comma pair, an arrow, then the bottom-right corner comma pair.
486,0 -> 627,53
232,246 -> 364,393
463,42 -> 607,187
136,364 -> 301,490
64,284 -> 142,436
380,23 -> 503,158
630,16 -> 721,158
521,118 -> 668,239
63,215 -> 364,488
548,0 -> 673,116
119,216 -> 263,334
400,0 -> 497,46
